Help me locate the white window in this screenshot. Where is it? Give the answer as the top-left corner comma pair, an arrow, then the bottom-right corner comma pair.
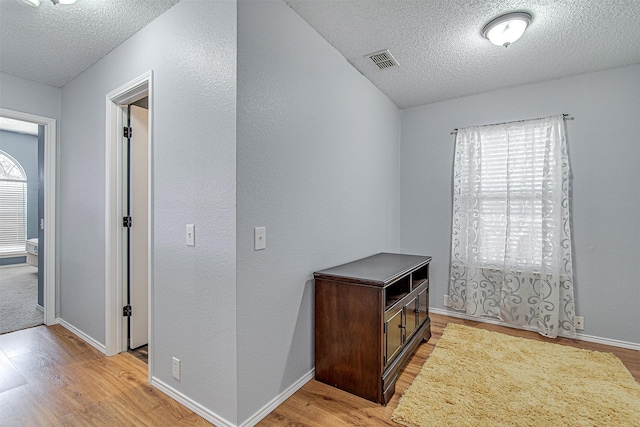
466,124 -> 549,270
0,150 -> 27,255
448,115 -> 575,337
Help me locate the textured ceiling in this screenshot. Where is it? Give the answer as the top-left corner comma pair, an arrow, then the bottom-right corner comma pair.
1,0 -> 639,105
284,0 -> 640,108
0,0 -> 181,87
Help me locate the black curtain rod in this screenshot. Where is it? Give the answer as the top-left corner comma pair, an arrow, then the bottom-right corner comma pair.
450,113 -> 574,135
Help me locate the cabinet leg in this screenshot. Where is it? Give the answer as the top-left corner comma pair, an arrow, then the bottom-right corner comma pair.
421,329 -> 432,343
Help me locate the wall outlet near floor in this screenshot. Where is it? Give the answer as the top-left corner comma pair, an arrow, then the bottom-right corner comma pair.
172,357 -> 181,380
575,316 -> 584,331
444,294 -> 450,307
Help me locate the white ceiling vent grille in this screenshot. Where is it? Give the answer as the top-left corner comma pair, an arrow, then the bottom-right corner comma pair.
367,50 -> 399,70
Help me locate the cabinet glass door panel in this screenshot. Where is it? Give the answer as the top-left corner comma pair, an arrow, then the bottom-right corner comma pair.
385,307 -> 403,366
418,284 -> 429,326
404,295 -> 418,339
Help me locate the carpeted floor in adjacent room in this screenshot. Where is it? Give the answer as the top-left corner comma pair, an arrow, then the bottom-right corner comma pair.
0,264 -> 42,335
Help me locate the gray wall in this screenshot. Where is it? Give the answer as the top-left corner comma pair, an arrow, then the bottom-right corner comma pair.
59,1 -> 238,423
0,130 -> 38,240
0,72 -> 61,120
400,63 -> 640,345
237,0 -> 401,422
0,256 -> 26,266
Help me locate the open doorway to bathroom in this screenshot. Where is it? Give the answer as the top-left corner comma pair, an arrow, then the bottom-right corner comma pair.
0,117 -> 43,334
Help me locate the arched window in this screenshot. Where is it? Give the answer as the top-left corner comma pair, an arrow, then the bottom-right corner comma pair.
0,150 -> 27,255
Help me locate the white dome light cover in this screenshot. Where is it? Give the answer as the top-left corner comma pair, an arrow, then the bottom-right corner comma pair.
15,0 -> 41,7
483,12 -> 532,47
15,0 -> 76,6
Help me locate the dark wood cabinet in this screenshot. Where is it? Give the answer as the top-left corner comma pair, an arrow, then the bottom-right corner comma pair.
314,253 -> 432,405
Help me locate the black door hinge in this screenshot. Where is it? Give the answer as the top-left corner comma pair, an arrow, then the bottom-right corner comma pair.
123,216 -> 132,227
123,127 -> 132,138
123,305 -> 132,317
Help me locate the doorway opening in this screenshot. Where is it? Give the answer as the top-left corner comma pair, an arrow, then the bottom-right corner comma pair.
105,72 -> 153,381
0,132 -> 40,333
0,109 -> 57,329
124,100 -> 150,362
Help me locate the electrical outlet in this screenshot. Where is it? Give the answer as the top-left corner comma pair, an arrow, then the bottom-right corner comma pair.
575,316 -> 584,331
444,295 -> 450,307
172,357 -> 181,380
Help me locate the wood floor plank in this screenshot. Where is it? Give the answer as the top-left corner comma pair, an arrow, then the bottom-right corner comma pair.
41,325 -> 103,362
0,385 -> 54,427
0,327 -> 56,359
9,345 -> 74,385
58,397 -> 152,427
0,350 -> 27,394
24,381 -> 88,421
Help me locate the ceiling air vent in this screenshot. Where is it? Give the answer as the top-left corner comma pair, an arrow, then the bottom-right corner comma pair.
367,50 -> 399,70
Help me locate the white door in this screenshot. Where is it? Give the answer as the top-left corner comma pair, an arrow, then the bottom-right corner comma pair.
129,104 -> 149,349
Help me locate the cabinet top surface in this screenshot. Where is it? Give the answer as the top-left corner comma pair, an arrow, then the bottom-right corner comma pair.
314,252 -> 431,286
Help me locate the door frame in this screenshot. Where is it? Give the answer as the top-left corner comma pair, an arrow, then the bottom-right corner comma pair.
0,108 -> 57,326
104,71 -> 153,368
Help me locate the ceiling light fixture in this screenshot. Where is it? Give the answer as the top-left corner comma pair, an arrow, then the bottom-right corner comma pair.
15,0 -> 76,7
482,12 -> 532,47
16,0 -> 40,7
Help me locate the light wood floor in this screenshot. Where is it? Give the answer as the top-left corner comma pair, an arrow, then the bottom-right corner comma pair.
0,324 -> 213,426
1,314 -> 637,426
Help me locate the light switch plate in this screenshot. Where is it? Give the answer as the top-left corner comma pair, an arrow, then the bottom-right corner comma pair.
186,224 -> 195,246
254,226 -> 266,250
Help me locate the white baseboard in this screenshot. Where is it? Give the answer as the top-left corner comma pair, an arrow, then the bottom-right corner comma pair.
55,318 -> 107,354
239,369 -> 315,427
430,307 -> 640,351
151,369 -> 314,427
571,331 -> 640,351
151,377 -> 236,427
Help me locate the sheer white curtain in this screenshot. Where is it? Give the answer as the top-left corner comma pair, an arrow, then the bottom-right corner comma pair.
448,115 -> 575,338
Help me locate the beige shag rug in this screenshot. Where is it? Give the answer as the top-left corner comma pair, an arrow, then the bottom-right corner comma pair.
392,323 -> 640,427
